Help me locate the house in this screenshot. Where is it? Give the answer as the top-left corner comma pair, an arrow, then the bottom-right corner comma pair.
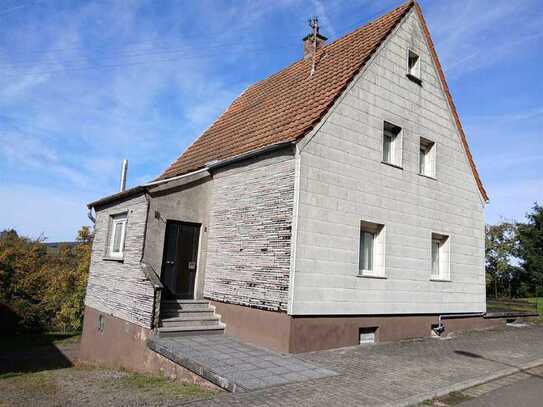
80,0 -> 498,374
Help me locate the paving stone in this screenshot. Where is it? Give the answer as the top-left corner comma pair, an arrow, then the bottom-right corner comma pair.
185,325 -> 543,407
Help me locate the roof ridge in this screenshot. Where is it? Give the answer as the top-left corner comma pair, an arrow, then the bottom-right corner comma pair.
156,0 -> 417,181
238,1 -> 415,101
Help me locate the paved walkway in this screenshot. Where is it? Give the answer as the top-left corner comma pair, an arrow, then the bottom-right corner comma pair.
185,324 -> 543,407
148,335 -> 336,392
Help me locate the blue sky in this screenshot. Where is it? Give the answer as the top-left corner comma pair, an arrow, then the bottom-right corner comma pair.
0,0 -> 541,241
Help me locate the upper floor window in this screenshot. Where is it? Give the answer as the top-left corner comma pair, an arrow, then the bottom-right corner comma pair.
359,220 -> 385,277
407,49 -> 422,84
431,233 -> 450,281
108,213 -> 127,259
419,137 -> 436,177
407,49 -> 420,77
382,121 -> 402,167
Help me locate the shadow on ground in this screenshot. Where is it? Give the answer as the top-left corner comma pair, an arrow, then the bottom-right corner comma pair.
454,349 -> 543,380
0,334 -> 78,375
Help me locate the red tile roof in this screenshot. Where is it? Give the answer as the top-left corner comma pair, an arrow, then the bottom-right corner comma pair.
159,0 -> 488,201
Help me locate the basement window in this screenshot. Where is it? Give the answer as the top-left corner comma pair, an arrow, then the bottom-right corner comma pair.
108,213 -> 127,259
359,327 -> 377,344
431,233 -> 450,281
407,49 -> 422,85
359,221 -> 385,277
419,137 -> 436,178
382,122 -> 403,168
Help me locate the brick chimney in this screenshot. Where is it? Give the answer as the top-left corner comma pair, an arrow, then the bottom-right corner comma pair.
303,17 -> 327,59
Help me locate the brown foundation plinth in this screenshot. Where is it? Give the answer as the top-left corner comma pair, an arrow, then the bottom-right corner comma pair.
210,301 -> 291,352
288,314 -> 507,353
80,306 -> 219,389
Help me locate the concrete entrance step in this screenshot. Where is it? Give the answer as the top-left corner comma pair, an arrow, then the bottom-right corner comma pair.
161,300 -> 215,312
147,335 -> 336,392
157,324 -> 225,337
160,316 -> 222,328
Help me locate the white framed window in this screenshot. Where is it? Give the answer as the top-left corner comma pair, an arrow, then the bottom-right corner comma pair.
359,220 -> 385,277
419,137 -> 436,177
407,48 -> 421,79
431,233 -> 450,281
108,213 -> 127,259
382,121 -> 402,167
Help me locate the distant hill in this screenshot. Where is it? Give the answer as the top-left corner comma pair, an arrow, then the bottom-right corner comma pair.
45,241 -> 78,254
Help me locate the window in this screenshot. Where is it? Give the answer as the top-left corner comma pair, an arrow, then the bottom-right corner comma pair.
382,122 -> 402,167
359,221 -> 385,277
431,233 -> 450,280
419,137 -> 436,177
407,49 -> 421,80
359,327 -> 377,344
108,213 -> 127,258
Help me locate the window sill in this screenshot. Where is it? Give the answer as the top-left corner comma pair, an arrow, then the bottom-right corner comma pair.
430,278 -> 451,282
381,161 -> 403,170
418,173 -> 436,181
406,73 -> 422,86
358,273 -> 387,280
103,256 -> 124,263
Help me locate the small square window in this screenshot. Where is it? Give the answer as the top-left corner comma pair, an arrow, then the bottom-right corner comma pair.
407,49 -> 421,79
359,327 -> 377,344
431,233 -> 450,281
108,213 -> 127,258
382,122 -> 402,167
359,221 -> 385,277
419,137 -> 436,177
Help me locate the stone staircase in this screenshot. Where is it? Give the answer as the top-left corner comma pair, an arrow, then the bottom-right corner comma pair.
157,299 -> 225,337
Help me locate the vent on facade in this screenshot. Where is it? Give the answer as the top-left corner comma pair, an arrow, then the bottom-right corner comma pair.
359,327 -> 377,344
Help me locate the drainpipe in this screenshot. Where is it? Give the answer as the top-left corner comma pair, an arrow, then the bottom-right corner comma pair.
87,207 -> 96,224
433,313 -> 485,336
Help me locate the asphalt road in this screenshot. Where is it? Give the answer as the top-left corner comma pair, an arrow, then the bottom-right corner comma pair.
460,375 -> 543,407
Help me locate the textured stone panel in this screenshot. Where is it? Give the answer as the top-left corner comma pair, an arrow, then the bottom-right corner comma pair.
205,152 -> 295,311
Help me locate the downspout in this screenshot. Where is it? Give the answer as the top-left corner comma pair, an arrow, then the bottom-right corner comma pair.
433,312 -> 485,336
87,207 -> 96,224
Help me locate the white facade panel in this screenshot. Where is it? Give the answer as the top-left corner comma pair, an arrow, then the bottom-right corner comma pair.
290,10 -> 486,315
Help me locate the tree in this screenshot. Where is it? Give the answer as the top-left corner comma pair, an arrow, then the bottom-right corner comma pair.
516,203 -> 543,296
0,227 -> 92,334
485,221 -> 517,298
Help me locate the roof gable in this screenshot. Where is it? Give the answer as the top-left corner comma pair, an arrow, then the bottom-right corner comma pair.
158,1 -> 487,202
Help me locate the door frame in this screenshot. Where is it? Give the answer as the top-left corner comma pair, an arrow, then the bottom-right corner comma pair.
160,219 -> 202,300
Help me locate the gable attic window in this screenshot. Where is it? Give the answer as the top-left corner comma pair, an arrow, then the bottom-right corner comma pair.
107,213 -> 127,259
359,221 -> 386,278
419,137 -> 436,178
382,121 -> 403,168
431,233 -> 450,281
406,49 -> 422,85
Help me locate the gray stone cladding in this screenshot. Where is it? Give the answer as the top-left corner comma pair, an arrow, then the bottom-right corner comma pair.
84,193 -> 155,328
204,150 -> 295,311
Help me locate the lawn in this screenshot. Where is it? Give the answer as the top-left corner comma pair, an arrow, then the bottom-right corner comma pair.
486,297 -> 541,316
0,333 -> 218,406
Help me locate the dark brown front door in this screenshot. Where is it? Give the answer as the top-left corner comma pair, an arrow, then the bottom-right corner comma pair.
161,221 -> 200,299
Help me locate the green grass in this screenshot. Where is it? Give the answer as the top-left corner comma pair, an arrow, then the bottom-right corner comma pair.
525,297 -> 543,319
0,332 -> 80,352
418,391 -> 473,406
105,373 -> 217,399
0,371 -> 57,394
